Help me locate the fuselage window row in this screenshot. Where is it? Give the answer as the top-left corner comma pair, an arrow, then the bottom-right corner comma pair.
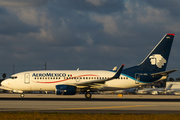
33,76 -> 127,80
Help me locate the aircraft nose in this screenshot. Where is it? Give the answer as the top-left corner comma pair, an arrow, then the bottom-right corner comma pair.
1,79 -> 8,87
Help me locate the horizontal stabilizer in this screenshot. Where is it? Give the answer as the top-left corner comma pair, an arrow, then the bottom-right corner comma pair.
112,66 -> 117,71
151,69 -> 178,77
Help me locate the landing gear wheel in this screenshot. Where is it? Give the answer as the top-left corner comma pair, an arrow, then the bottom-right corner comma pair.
85,92 -> 92,99
20,94 -> 25,98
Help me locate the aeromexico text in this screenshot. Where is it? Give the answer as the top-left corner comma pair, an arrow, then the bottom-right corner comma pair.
32,73 -> 66,77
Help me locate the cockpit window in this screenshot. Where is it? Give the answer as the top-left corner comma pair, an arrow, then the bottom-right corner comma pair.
11,76 -> 17,79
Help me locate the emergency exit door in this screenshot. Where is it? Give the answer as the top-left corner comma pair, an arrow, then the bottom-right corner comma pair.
135,73 -> 140,84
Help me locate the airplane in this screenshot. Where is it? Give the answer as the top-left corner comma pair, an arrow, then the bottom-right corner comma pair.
166,86 -> 180,95
167,89 -> 180,95
0,33 -> 177,99
137,84 -> 173,95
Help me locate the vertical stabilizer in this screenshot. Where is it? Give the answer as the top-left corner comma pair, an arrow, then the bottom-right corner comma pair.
124,33 -> 175,73
166,84 -> 173,89
138,33 -> 174,72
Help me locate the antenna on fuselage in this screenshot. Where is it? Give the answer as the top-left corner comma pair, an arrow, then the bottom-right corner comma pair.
45,62 -> 47,70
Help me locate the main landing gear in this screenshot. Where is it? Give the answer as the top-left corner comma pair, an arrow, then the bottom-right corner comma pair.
85,92 -> 92,99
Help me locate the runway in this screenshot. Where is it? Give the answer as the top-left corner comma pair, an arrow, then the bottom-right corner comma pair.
0,93 -> 180,114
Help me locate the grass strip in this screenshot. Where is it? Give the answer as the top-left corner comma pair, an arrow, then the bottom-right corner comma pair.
0,112 -> 179,120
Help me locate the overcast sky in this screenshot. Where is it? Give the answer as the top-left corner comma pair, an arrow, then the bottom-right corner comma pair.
0,0 -> 180,79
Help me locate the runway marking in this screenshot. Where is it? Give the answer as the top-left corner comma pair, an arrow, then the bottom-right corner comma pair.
0,105 -> 157,112
57,105 -> 155,110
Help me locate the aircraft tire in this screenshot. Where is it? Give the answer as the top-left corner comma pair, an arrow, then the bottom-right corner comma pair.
20,94 -> 25,98
85,92 -> 92,99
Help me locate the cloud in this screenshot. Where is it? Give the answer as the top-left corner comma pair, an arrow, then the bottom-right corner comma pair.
53,0 -> 125,14
0,9 -> 39,35
85,0 -> 107,6
91,14 -> 119,36
0,0 -> 48,7
0,0 -> 180,78
144,0 -> 180,16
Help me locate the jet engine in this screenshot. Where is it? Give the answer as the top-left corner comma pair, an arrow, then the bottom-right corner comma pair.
55,85 -> 76,95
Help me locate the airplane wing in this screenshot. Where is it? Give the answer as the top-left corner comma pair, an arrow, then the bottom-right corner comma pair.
151,69 -> 178,77
74,64 -> 124,86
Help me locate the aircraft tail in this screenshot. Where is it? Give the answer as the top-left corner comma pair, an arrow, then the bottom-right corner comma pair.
124,33 -> 175,73
166,84 -> 173,89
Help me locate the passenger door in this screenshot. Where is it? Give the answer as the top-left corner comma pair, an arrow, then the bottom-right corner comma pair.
24,73 -> 30,84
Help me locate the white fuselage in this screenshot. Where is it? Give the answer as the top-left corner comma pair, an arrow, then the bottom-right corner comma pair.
1,70 -> 148,92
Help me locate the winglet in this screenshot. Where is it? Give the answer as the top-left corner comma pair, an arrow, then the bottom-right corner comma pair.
112,64 -> 124,79
167,33 -> 175,36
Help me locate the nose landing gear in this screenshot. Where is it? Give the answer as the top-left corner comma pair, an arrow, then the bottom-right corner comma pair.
20,93 -> 25,98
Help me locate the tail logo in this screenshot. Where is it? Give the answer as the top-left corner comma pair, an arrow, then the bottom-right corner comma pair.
149,54 -> 166,68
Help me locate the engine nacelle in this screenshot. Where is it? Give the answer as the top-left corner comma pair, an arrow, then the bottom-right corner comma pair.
13,90 -> 23,93
55,85 -> 76,95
